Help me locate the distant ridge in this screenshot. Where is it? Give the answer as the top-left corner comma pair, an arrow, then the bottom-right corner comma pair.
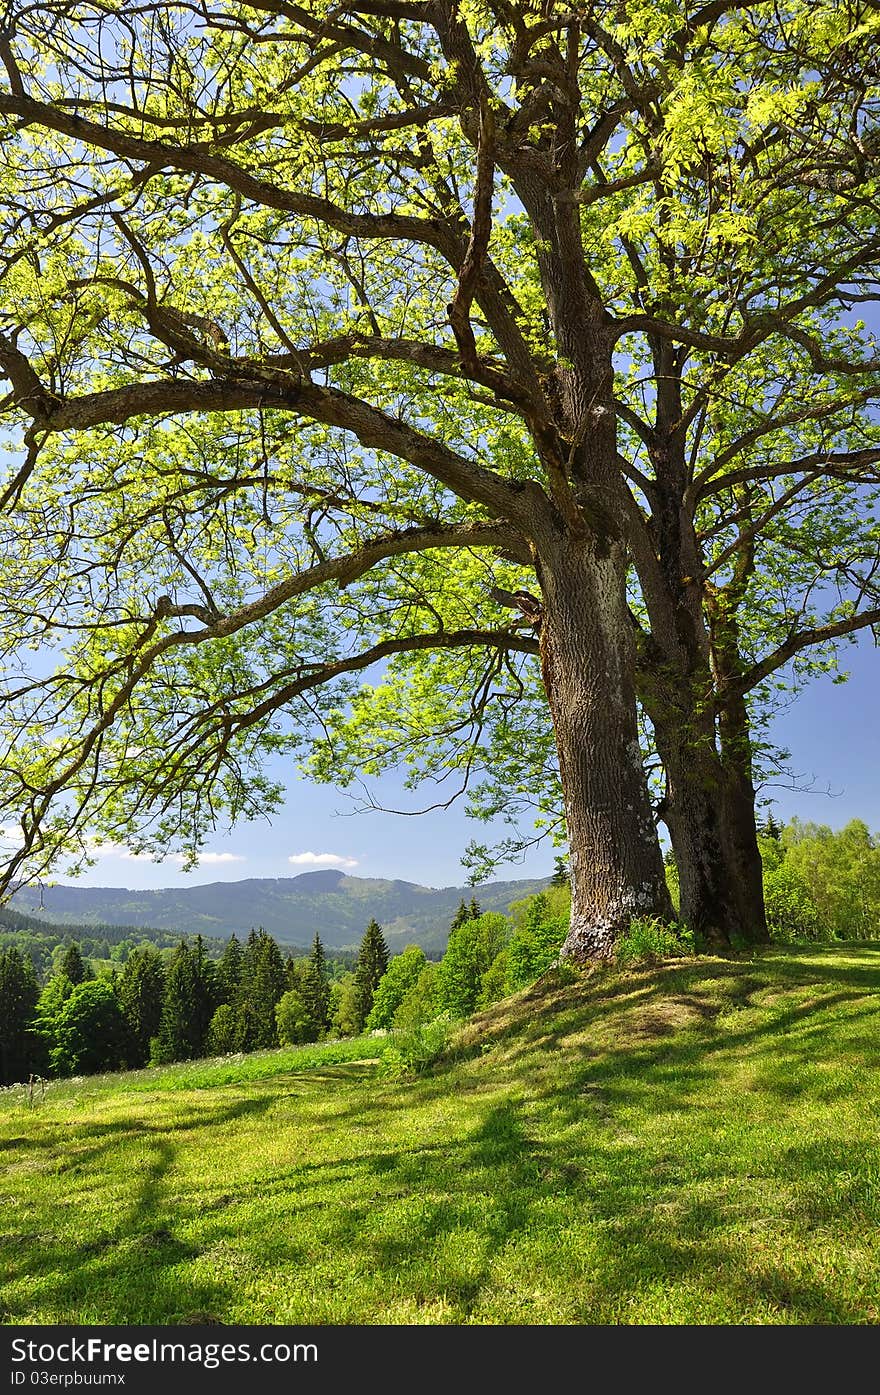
10,869 -> 554,954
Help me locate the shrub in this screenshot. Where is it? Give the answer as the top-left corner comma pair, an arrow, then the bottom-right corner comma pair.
763,863 -> 827,943
379,1015 -> 453,1079
615,918 -> 694,966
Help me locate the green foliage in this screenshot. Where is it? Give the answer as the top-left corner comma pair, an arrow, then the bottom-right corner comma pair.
152,939 -> 215,1063
366,946 -> 427,1031
378,1015 -> 453,1080
330,975 -> 362,1039
754,819 -> 880,943
352,919 -> 389,1031
275,989 -> 318,1046
614,918 -> 695,966
782,819 -> 880,940
504,892 -> 567,992
237,929 -> 287,1049
762,862 -> 824,943
436,913 -> 509,1019
206,1003 -> 239,1055
551,856 -> 569,888
57,943 -> 91,986
477,949 -> 509,1010
392,963 -> 440,1033
0,947 -> 40,1085
32,972 -> 75,1071
216,934 -> 244,1004
117,946 -> 166,1068
50,980 -> 127,1076
301,933 -> 331,1038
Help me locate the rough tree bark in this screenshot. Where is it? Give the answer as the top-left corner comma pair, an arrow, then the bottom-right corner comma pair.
530,523 -> 673,961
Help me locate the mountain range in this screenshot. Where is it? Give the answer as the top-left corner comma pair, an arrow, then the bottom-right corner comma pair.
10,869 -> 553,955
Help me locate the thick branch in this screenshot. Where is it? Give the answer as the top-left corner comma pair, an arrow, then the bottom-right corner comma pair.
734,609 -> 880,698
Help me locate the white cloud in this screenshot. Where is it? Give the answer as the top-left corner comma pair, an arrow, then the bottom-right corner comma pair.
288,851 -> 359,869
194,852 -> 245,864
0,827 -> 25,848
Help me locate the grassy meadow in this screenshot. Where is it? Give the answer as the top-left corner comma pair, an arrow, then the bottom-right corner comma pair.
2,944 -> 880,1325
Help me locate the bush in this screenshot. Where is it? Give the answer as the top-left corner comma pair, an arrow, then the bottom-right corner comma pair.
615,918 -> 694,966
763,863 -> 827,943
378,1015 -> 453,1079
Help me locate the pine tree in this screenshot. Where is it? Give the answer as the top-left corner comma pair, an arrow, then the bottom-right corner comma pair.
0,947 -> 39,1085
450,899 -> 470,931
352,919 -> 389,1031
216,933 -> 244,1005
237,928 -> 286,1049
551,856 -> 570,887
763,811 -> 783,841
117,946 -> 166,1068
468,898 -> 482,921
235,929 -> 283,1048
153,940 -> 214,1063
301,933 -> 331,1037
191,935 -> 219,1048
58,942 -> 90,985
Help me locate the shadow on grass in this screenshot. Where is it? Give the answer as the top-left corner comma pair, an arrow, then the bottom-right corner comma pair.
2,948 -> 880,1324
0,1093 -> 278,1323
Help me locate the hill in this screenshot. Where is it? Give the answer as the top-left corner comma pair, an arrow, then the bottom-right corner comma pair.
10,869 -> 553,953
2,943 -> 880,1324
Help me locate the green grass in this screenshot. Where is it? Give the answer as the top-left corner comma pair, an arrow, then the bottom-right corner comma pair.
3,944 -> 880,1325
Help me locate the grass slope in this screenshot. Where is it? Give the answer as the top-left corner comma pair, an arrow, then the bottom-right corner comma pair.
2,944 -> 880,1325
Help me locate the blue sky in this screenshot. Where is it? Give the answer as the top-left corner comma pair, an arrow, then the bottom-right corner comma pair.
41,628 -> 876,892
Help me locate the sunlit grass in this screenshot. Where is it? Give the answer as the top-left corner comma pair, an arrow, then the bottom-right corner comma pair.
3,945 -> 880,1324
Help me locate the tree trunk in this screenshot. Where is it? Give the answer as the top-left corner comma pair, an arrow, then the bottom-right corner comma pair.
716,686 -> 769,946
633,475 -> 768,949
536,532 -> 673,961
650,699 -> 767,948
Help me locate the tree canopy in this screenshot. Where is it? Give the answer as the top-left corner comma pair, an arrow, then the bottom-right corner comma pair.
0,0 -> 878,955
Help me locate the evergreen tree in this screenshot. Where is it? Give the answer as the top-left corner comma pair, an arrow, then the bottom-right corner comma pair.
58,942 -> 90,985
216,933 -> 244,1005
117,946 -> 166,1068
236,928 -> 286,1049
191,934 -> 219,1046
352,919 -> 389,1030
153,940 -> 215,1063
551,856 -> 570,888
450,899 -> 470,931
301,933 -> 331,1037
762,811 -> 783,842
468,898 -> 482,921
0,947 -> 39,1085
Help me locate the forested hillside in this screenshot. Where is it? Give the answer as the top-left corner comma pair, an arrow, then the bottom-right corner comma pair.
10,869 -> 553,952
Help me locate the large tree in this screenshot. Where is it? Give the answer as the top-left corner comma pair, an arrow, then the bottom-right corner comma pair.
0,0 -> 878,956
0,946 -> 39,1085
